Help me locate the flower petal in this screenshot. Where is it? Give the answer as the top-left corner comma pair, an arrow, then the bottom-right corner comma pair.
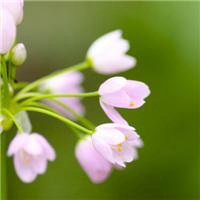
32,133 -> 56,161
94,127 -> 125,145
75,136 -> 112,184
23,135 -> 43,156
0,9 -> 16,54
94,55 -> 136,74
14,153 -> 37,183
99,77 -> 127,95
125,80 -> 150,100
92,134 -> 114,164
87,30 -> 122,58
100,100 -> 128,125
32,157 -> 47,175
7,133 -> 29,156
97,123 -> 135,131
100,91 -> 131,108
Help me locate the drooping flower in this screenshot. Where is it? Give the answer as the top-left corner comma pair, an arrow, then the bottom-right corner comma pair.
87,30 -> 136,75
39,72 -> 85,120
75,136 -> 112,184
0,0 -> 24,25
92,123 -> 143,167
0,8 -> 16,54
11,43 -> 27,65
99,77 -> 150,124
7,132 -> 56,183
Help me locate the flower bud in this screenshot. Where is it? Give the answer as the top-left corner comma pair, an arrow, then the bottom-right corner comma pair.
11,43 -> 27,65
0,115 -> 13,133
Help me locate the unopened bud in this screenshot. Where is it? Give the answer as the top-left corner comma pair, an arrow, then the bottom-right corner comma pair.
11,43 -> 27,66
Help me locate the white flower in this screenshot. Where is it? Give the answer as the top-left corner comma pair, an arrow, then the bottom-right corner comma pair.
92,123 -> 143,167
0,8 -> 16,54
7,132 -> 56,183
87,30 -> 136,74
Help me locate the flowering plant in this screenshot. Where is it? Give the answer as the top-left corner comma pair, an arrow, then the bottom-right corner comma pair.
0,1 -> 150,185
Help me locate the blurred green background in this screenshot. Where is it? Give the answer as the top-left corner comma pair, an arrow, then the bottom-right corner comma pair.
5,2 -> 199,200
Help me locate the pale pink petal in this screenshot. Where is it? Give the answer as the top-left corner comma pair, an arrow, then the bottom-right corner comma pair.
14,153 -> 37,183
7,133 -> 29,156
94,55 -> 136,74
92,134 -> 114,164
128,137 -> 144,148
100,100 -> 128,125
109,39 -> 129,55
94,127 -> 125,145
87,30 -> 122,58
99,77 -> 127,95
113,153 -> 126,167
23,135 -> 43,156
0,9 -> 16,54
120,144 -> 135,163
125,80 -> 150,100
97,123 -> 135,131
0,0 -> 24,24
32,157 -> 47,174
75,137 -> 112,184
100,91 -> 131,108
32,133 -> 56,161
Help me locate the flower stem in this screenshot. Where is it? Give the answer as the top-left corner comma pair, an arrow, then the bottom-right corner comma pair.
21,106 -> 93,135
2,109 -> 23,133
0,132 -> 7,200
15,61 -> 90,99
48,99 -> 95,130
18,91 -> 99,106
15,91 -> 99,103
0,56 -> 10,108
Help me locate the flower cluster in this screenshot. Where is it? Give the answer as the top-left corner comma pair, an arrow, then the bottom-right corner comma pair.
0,1 -> 150,184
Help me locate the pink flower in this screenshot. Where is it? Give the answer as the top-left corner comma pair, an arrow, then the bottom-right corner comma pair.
87,30 -> 136,74
0,8 -> 16,54
92,123 -> 143,167
75,136 -> 112,184
7,133 -> 56,183
99,77 -> 150,124
0,0 -> 24,25
39,72 -> 85,120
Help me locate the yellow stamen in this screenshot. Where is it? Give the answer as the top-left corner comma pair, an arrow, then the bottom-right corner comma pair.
125,135 -> 128,141
117,147 -> 123,152
130,101 -> 135,107
117,143 -> 123,152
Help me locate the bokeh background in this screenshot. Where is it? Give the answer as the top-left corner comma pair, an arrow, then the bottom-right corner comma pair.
6,2 -> 199,200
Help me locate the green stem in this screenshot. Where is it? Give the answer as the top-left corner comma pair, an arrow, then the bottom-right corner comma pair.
0,56 -> 10,108
19,92 -> 99,106
25,102 -> 57,112
49,99 -> 95,129
2,109 -> 23,133
13,82 -> 29,90
0,132 -> 7,200
21,106 -> 93,135
15,61 -> 90,99
15,91 -> 99,103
